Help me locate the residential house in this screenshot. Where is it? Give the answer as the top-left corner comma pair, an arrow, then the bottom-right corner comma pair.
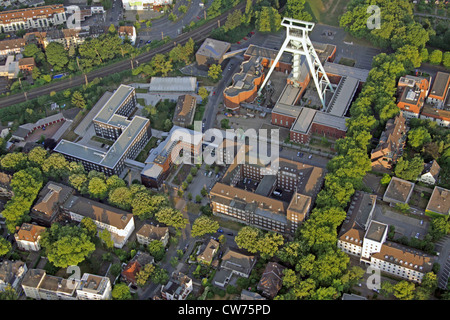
76,273 -> 112,300
14,223 -> 46,251
425,186 -> 450,216
418,160 -> 441,185
197,238 -> 219,265
383,177 -> 415,206
118,26 -> 137,46
62,195 -> 135,248
0,260 -> 28,293
257,262 -> 286,299
30,182 -> 74,227
18,57 -> 36,73
172,94 -> 197,128
161,272 -> 193,300
121,251 -> 154,285
371,113 -> 407,171
136,223 -> 169,247
213,248 -> 256,288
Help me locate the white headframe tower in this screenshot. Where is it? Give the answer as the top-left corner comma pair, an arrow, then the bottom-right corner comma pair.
258,17 -> 334,109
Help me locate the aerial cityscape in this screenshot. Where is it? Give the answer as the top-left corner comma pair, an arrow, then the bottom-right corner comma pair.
0,0 -> 449,309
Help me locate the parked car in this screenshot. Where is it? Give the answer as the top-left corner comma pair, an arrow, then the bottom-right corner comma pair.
415,233 -> 420,239
297,152 -> 301,157
217,228 -> 223,233
308,154 -> 312,159
420,220 -> 424,225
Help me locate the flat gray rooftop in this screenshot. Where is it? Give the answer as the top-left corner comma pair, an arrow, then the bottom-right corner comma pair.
327,76 -> 358,117
93,84 -> 135,124
55,116 -> 149,169
291,107 -> 316,133
313,111 -> 347,132
324,61 -> 369,82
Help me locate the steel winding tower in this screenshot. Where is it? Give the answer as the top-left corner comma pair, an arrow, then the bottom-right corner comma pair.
258,17 -> 334,109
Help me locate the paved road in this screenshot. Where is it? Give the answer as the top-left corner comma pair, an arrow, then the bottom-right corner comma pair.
202,58 -> 242,131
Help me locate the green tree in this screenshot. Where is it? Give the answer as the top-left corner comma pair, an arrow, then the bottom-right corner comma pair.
81,217 -> 97,236
41,224 -> 95,268
136,263 -> 155,286
155,207 -> 188,229
429,49 -> 443,65
71,91 -> 87,109
198,87 -> 209,100
443,51 -> 450,68
88,177 -> 108,199
235,226 -> 262,253
0,285 -> 18,300
148,240 -> 165,261
208,64 -> 222,81
285,0 -> 312,21
394,156 -> 424,181
45,42 -> 69,71
112,283 -> 132,300
132,192 -> 168,220
178,5 -> 187,14
380,174 -> 392,186
256,6 -> 282,33
99,229 -> 114,249
108,186 -> 133,210
191,215 -> 220,237
408,126 -> 431,150
0,237 -> 11,257
393,280 -> 415,300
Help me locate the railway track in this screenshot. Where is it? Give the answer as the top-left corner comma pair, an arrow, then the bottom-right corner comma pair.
0,1 -> 246,108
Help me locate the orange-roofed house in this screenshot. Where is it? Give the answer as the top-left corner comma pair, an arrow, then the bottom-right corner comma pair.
14,223 -> 46,251
396,75 -> 430,118
121,251 -> 154,285
18,57 -> 36,73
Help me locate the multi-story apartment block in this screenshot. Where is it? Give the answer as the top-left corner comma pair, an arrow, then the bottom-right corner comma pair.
30,182 -> 74,227
61,195 -> 135,248
22,269 -> 111,300
161,272 -> 193,300
0,5 -> 67,32
76,273 -> 112,300
426,72 -> 450,108
370,112 -> 407,171
337,191 -> 433,283
54,85 -> 151,177
396,75 -> 430,118
0,38 -> 26,57
21,269 -> 78,300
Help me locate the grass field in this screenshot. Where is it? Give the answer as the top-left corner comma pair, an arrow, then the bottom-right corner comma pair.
305,0 -> 349,26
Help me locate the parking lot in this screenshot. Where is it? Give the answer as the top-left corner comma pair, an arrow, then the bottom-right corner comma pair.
373,202 -> 429,240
